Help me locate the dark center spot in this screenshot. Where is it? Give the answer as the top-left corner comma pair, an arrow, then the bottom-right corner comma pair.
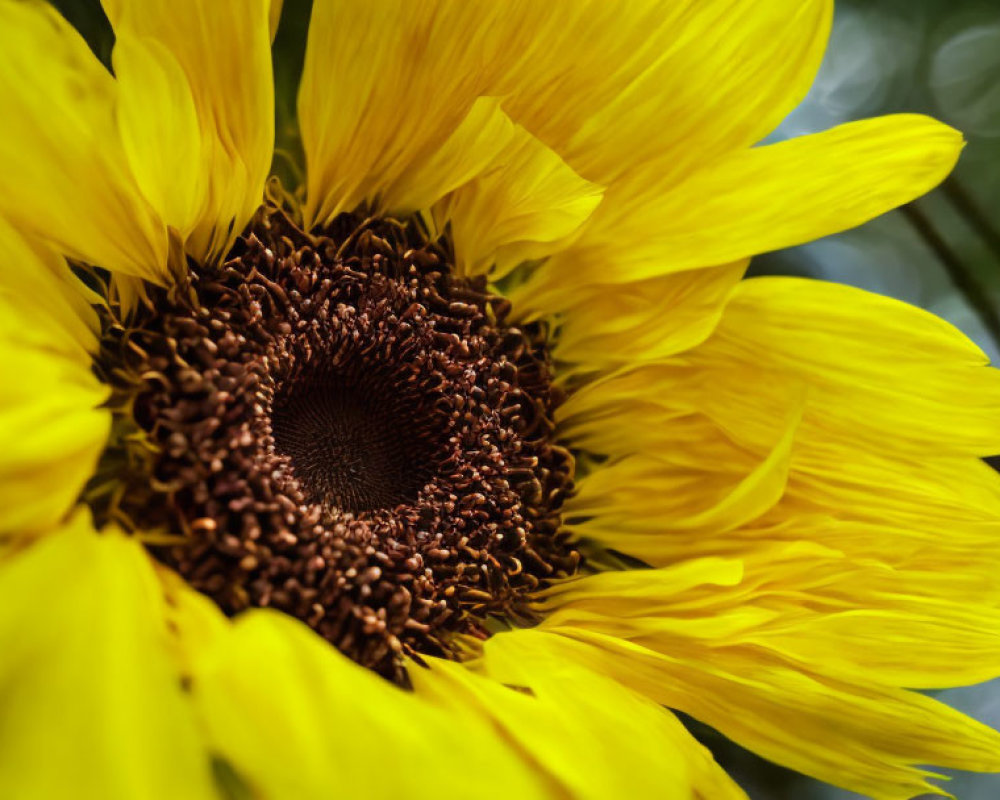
88,206 -> 579,682
271,369 -> 440,513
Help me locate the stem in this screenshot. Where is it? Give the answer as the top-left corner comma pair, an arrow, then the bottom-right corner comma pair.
899,202 -> 1000,352
942,176 -> 1000,266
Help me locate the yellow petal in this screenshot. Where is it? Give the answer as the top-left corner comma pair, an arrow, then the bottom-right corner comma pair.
749,452 -> 1000,598
514,264 -> 745,374
300,0 -> 830,221
562,277 -> 1000,461
113,35 -> 206,241
538,115 -> 962,290
0,369 -> 108,540
558,277 -> 1000,579
565,403 -> 798,543
510,624 -> 1000,800
379,94 -> 603,277
413,645 -> 746,800
431,119 -> 603,279
105,0 -> 275,261
539,545 -> 1000,689
0,1 -> 167,282
300,0 -> 500,225
379,96 -> 517,216
564,390 -> 1000,592
269,0 -> 284,39
187,610 -> 552,799
699,277 -> 1000,455
560,377 -> 803,551
501,0 -> 831,185
0,217 -> 99,355
156,566 -> 231,679
0,511 -> 215,799
0,224 -> 109,539
541,267 -> 1000,798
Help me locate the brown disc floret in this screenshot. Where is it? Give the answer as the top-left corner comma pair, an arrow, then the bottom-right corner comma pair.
91,208 -> 578,681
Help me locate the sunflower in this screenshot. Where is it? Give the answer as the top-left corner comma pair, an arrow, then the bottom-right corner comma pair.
2,0 -> 999,798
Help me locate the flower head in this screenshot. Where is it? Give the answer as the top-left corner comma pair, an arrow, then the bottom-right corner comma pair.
1,1 -> 999,799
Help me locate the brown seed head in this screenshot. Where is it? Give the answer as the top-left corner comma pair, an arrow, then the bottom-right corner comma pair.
91,208 -> 578,681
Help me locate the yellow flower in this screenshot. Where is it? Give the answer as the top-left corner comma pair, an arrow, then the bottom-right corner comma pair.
1,1 -> 998,799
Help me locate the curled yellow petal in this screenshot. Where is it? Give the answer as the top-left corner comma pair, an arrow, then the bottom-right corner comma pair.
515,264 -> 745,375
432,120 -> 603,279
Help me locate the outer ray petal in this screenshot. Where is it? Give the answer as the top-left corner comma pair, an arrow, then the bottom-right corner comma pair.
513,264 -> 746,373
0,217 -> 99,355
501,0 -> 831,184
179,599 -> 743,799
0,350 -> 107,539
561,278 -> 1000,460
490,625 -> 1000,800
743,454 -> 1000,598
104,0 -> 275,262
300,0 -> 830,221
726,279 -> 996,437
378,96 -> 517,216
561,277 -> 1000,585
565,406 -> 799,540
184,610 -> 553,799
300,0 -> 504,226
0,1 -> 167,282
0,511 -> 216,799
0,221 -> 108,539
269,0 -> 283,39
705,278 -> 1000,454
113,36 -> 206,243
533,115 -> 962,292
537,547 -> 1000,690
567,425 -> 1000,600
414,648 -> 747,800
545,277 -> 1000,796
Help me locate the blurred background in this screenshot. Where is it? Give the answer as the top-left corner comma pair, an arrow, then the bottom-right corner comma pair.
50,0 -> 1000,797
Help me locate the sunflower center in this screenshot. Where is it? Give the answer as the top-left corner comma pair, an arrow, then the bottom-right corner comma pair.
89,207 -> 578,681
